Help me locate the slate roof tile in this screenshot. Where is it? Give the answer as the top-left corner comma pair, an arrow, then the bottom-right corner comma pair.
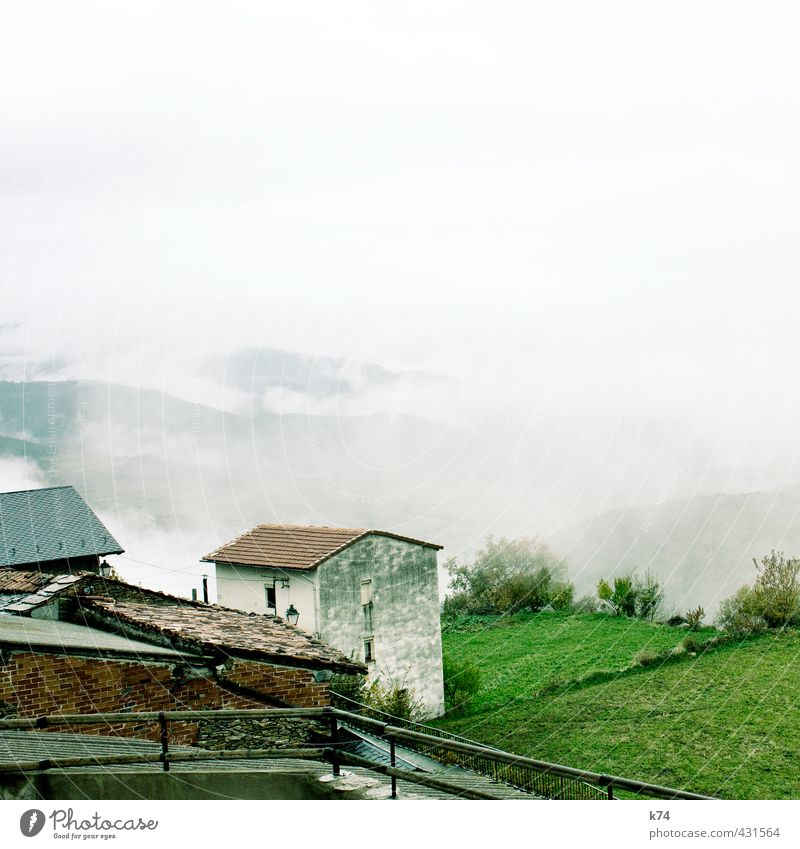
0,486 -> 123,567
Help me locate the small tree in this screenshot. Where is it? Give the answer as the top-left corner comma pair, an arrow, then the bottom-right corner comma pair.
753,550 -> 800,627
444,536 -> 573,616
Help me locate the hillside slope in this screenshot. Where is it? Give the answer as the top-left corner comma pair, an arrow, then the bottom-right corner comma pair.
437,614 -> 800,799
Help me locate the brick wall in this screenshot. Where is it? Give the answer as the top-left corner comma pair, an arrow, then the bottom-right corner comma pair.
0,651 -> 330,746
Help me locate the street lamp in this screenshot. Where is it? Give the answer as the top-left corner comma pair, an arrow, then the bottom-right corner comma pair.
285,604 -> 300,626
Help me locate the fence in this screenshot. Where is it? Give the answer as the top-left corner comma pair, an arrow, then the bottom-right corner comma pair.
0,707 -> 714,801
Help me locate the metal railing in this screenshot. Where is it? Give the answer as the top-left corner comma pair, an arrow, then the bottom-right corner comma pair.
0,707 -> 714,801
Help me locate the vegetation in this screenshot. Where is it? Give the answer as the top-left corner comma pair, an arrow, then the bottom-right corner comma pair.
442,655 -> 482,714
434,611 -> 800,798
685,605 -> 705,631
439,610 -> 716,714
596,570 -> 664,620
330,672 -> 427,722
443,536 -> 574,617
716,550 -> 800,634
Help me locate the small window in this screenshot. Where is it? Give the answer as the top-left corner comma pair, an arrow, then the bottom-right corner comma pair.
364,638 -> 375,663
363,601 -> 373,632
265,583 -> 276,613
360,579 -> 373,605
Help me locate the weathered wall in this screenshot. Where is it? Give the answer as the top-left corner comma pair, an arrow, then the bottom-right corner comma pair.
318,537 -> 445,717
0,651 -> 330,745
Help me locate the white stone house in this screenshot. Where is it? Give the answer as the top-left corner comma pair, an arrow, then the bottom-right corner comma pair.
203,524 -> 445,716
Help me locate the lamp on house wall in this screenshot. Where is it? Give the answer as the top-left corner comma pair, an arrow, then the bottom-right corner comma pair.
285,604 -> 300,626
280,577 -> 290,589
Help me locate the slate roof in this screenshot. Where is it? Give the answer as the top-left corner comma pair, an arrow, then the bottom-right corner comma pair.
0,486 -> 123,568
84,599 -> 365,674
203,523 -> 442,570
0,615 -> 192,659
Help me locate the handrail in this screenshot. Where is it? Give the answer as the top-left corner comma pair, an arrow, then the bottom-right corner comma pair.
0,707 -> 714,800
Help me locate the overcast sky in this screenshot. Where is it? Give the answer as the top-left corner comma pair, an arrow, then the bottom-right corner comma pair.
3,2 -> 800,504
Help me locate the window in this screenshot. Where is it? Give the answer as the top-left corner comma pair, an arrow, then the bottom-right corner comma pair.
364,638 -> 375,663
361,578 -> 373,632
264,582 -> 276,613
360,579 -> 373,605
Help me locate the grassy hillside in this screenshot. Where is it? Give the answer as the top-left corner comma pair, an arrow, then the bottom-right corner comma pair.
437,613 -> 800,799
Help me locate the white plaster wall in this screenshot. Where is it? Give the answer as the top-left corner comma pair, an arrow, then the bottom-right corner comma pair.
214,563 -> 319,632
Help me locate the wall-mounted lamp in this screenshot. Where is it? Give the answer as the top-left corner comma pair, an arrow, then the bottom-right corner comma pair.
285,604 -> 300,626
280,577 -> 290,589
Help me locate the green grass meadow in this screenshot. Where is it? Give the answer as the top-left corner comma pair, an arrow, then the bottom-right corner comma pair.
435,612 -> 800,798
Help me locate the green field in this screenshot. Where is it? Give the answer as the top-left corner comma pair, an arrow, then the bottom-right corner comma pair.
436,613 -> 800,798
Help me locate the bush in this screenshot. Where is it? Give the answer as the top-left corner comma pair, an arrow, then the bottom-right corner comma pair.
573,594 -> 598,613
444,536 -> 574,615
597,570 -> 664,620
633,649 -> 660,667
685,606 -> 705,631
716,551 -> 800,634
753,550 -> 800,627
716,586 -> 768,635
443,655 -> 482,714
362,678 -> 428,722
329,672 -> 368,704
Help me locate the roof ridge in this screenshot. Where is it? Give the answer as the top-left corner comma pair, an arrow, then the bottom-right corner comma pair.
0,484 -> 78,497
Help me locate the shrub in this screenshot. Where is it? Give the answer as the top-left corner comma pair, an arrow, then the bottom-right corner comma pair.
716,586 -> 768,635
443,655 -> 482,714
329,672 -> 368,704
362,678 -> 428,722
444,536 -> 574,615
682,635 -> 700,654
597,570 -> 663,620
685,606 -> 705,631
752,550 -> 800,627
633,649 -> 660,667
573,594 -> 598,613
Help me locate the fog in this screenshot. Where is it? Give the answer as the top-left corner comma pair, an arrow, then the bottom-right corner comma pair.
3,3 -> 800,611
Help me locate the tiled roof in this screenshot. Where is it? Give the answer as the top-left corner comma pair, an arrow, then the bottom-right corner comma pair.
203,524 -> 442,570
0,571 -> 84,614
0,569 -> 53,593
84,599 -> 365,674
0,486 -> 123,568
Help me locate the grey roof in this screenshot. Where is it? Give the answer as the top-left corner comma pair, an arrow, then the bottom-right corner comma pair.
0,486 -> 123,568
0,615 -> 192,659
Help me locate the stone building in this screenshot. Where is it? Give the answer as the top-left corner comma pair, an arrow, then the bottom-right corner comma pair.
0,569 -> 363,746
204,524 -> 446,716
0,485 -> 123,574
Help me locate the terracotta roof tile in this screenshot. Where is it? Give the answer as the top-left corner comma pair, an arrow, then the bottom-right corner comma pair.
203,523 -> 442,570
0,569 -> 53,593
85,599 -> 365,674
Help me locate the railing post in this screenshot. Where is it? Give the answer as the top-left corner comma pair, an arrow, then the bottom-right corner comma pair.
328,711 -> 340,777
389,735 -> 397,799
158,712 -> 170,772
607,780 -> 614,800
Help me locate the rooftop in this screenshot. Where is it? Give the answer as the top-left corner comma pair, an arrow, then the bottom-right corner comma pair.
84,598 -> 365,674
0,486 -> 123,568
0,614 -> 191,659
203,523 -> 442,570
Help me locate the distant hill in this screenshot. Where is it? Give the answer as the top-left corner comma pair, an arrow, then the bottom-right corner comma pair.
551,489 -> 800,617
